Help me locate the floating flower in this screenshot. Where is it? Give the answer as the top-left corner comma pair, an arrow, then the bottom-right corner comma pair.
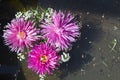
3,18 -> 38,53
41,11 -> 80,51
28,43 -> 60,75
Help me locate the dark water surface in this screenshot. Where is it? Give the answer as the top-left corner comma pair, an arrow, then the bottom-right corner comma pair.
0,0 -> 120,80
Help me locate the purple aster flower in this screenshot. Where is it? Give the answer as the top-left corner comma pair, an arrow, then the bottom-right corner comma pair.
28,43 -> 60,75
3,18 -> 39,53
41,11 -> 80,51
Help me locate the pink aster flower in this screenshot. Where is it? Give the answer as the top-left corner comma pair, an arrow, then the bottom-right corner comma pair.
41,11 -> 80,51
3,18 -> 38,53
28,43 -> 60,75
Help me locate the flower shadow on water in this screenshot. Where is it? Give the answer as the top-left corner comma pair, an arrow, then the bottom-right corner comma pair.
59,19 -> 103,79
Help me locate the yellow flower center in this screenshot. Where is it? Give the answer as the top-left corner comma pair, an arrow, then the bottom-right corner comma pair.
17,31 -> 26,39
40,55 -> 48,63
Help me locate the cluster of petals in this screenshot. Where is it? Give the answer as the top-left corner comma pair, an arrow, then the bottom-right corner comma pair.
41,11 -> 80,51
3,18 -> 38,53
28,43 -> 60,75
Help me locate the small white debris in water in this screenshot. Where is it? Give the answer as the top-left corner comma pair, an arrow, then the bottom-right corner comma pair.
99,48 -> 101,50
102,14 -> 105,18
81,69 -> 85,72
92,57 -> 96,61
102,61 -> 108,67
88,41 -> 92,44
93,63 -> 96,67
111,39 -> 117,51
113,26 -> 118,30
82,54 -> 85,58
80,69 -> 86,75
87,24 -> 90,27
14,74 -> 17,77
86,12 -> 90,15
85,37 -> 88,39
